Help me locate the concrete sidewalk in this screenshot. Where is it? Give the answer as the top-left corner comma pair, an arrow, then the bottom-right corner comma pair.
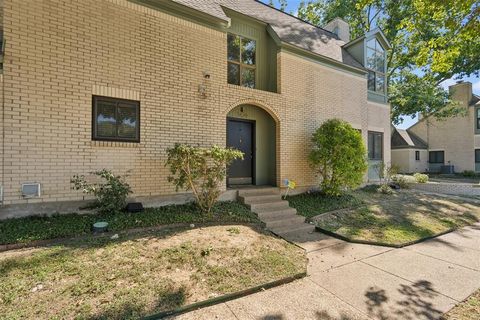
171,223 -> 480,320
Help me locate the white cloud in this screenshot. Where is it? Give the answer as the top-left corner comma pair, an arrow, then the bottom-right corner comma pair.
439,78 -> 457,90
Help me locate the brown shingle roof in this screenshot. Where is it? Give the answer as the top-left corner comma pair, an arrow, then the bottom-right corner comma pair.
391,128 -> 428,149
171,0 -> 363,69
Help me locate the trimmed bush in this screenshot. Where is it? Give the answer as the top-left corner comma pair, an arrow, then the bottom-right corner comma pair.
309,119 -> 368,196
413,173 -> 429,183
166,144 -> 243,213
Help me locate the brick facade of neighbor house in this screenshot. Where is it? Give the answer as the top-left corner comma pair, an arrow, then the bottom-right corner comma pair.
392,82 -> 480,174
0,0 -> 391,216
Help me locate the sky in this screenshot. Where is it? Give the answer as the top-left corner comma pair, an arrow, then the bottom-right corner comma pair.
262,0 -> 480,130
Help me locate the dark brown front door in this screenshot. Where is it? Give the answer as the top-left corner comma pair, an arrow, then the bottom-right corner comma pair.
227,118 -> 254,185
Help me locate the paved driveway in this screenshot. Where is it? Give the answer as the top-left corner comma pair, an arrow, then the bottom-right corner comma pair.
171,223 -> 480,320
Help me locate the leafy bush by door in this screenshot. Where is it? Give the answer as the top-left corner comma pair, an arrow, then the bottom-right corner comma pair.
309,119 -> 368,196
166,144 -> 243,213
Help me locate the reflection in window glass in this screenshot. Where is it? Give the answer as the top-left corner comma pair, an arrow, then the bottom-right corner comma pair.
227,34 -> 240,62
368,132 -> 383,160
242,68 -> 255,88
93,96 -> 140,142
366,37 -> 386,94
368,71 -> 376,91
228,62 -> 240,85
376,75 -> 385,93
227,33 -> 256,88
96,101 -> 116,137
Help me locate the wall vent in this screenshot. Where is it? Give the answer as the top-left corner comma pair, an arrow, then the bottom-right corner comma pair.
21,183 -> 41,198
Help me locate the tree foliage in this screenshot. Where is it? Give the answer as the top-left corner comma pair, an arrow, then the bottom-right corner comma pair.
295,0 -> 480,123
165,144 -> 243,213
309,119 -> 368,196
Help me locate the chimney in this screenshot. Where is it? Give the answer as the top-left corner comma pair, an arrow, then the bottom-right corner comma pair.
449,81 -> 472,105
323,17 -> 350,42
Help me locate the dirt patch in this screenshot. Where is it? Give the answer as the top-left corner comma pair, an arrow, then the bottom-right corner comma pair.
0,225 -> 306,319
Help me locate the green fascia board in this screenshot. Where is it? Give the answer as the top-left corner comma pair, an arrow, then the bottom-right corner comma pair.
344,28 -> 391,50
129,0 -> 230,30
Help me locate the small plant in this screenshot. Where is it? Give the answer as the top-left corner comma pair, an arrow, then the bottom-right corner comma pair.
391,175 -> 411,189
166,144 -> 243,213
201,246 -> 213,257
309,119 -> 368,196
227,227 -> 240,234
71,169 -> 132,213
377,183 -> 394,195
462,170 -> 476,178
413,173 -> 429,183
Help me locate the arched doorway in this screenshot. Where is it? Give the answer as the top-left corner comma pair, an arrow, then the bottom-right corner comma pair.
226,104 -> 277,187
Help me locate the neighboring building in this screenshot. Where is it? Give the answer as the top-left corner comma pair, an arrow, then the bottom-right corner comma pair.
391,81 -> 480,174
0,0 -> 391,217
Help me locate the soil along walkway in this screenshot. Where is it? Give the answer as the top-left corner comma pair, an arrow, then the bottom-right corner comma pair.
173,222 -> 480,320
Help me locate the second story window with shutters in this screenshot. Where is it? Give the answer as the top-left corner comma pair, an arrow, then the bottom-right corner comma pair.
227,34 -> 256,88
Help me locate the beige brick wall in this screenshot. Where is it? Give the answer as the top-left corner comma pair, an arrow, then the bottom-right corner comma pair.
0,0 -> 391,206
408,82 -> 476,173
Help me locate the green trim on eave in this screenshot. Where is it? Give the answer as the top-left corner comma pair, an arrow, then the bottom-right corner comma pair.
129,0 -> 230,30
280,43 -> 367,77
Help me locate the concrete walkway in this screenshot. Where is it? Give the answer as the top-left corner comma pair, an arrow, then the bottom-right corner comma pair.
171,223 -> 480,320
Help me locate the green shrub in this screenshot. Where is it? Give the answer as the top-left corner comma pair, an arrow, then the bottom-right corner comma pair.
377,184 -> 394,195
309,119 -> 368,196
391,175 -> 410,188
462,170 -> 476,178
166,144 -> 243,213
71,169 -> 132,213
413,173 -> 429,183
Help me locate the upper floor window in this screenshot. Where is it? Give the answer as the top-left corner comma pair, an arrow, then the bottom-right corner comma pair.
368,131 -> 383,160
476,107 -> 480,130
366,38 -> 385,94
227,34 -> 256,88
92,96 -> 140,142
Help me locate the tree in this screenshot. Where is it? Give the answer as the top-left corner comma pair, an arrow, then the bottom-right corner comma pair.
295,0 -> 480,124
165,144 -> 243,213
309,119 -> 368,196
268,0 -> 288,11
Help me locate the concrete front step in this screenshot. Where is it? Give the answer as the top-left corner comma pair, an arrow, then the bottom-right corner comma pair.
264,215 -> 306,229
271,223 -> 315,235
239,194 -> 282,205
237,187 -> 280,197
257,208 -> 298,220
249,200 -> 291,213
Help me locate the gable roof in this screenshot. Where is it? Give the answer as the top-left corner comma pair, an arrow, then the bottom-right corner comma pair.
470,94 -> 480,106
170,0 -> 364,70
391,127 -> 428,149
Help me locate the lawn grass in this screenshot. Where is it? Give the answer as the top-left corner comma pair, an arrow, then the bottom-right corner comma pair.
443,289 -> 480,319
0,225 -> 306,320
301,189 -> 480,246
287,191 -> 363,219
0,201 -> 259,245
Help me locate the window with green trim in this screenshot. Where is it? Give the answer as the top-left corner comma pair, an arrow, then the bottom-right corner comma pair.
475,149 -> 480,163
227,34 -> 256,88
415,151 -> 420,161
476,108 -> 480,131
368,131 -> 383,160
366,38 -> 385,94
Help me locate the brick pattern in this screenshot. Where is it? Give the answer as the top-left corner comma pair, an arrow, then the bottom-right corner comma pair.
0,0 -> 391,206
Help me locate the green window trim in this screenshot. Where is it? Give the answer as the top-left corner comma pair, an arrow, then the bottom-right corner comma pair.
368,131 -> 383,160
475,149 -> 480,163
92,96 -> 140,143
365,37 -> 386,96
227,33 -> 257,89
476,107 -> 480,134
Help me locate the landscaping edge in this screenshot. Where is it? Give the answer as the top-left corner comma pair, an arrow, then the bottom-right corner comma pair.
315,226 -> 458,248
142,271 -> 307,319
0,221 -> 265,253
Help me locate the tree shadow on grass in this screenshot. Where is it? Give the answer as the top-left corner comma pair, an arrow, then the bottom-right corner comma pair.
365,280 -> 444,320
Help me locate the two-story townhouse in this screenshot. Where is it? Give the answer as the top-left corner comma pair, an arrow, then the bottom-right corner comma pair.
392,81 -> 480,174
0,0 -> 391,218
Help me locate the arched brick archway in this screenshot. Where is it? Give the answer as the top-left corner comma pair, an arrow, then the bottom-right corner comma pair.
225,100 -> 280,187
